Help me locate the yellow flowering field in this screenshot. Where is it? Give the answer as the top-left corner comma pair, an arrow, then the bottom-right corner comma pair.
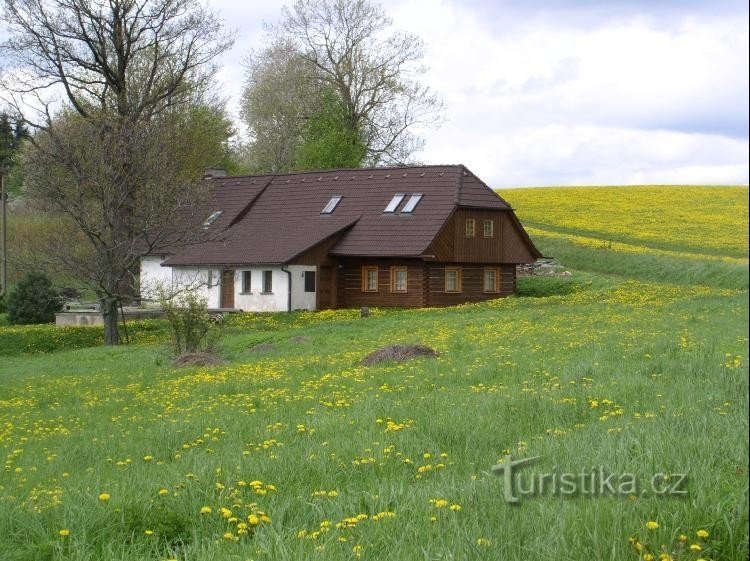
0,187 -> 747,560
504,185 -> 749,258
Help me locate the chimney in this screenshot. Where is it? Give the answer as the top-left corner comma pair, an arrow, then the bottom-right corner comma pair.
203,168 -> 228,179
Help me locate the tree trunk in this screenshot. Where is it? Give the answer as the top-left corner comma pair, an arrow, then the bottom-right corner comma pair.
101,297 -> 121,346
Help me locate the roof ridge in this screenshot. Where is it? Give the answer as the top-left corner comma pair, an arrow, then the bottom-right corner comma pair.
208,164 -> 467,182
227,175 -> 275,228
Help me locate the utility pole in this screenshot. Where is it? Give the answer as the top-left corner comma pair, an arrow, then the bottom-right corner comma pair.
0,171 -> 6,298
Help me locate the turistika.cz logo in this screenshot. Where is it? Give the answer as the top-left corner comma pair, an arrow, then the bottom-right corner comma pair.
491,455 -> 688,505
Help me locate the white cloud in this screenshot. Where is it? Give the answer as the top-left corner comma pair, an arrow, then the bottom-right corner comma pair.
387,0 -> 749,184
208,0 -> 749,185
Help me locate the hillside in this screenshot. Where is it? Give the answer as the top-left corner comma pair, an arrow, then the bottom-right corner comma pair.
0,186 -> 747,561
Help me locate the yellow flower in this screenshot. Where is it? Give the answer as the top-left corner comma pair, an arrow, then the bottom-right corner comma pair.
644,555 -> 654,561
144,529 -> 153,536
158,488 -> 169,496
449,504 -> 461,511
98,493 -> 110,502
646,520 -> 659,530
143,455 -> 153,462
222,531 -> 234,540
696,529 -> 709,539
58,529 -> 70,537
476,538 -> 491,546
689,544 -> 702,552
220,507 -> 232,518
248,514 -> 260,526
200,506 -> 212,515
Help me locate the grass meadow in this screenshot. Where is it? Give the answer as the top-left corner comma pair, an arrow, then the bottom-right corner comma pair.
0,186 -> 747,561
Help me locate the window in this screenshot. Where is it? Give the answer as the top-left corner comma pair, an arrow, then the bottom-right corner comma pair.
401,193 -> 423,213
445,267 -> 462,293
484,219 -> 494,238
304,271 -> 316,293
484,268 -> 500,293
202,210 -> 223,228
384,193 -> 405,213
321,195 -> 342,214
390,267 -> 408,293
361,266 -> 378,292
207,269 -> 214,286
465,219 -> 476,238
241,271 -> 252,293
262,270 -> 273,293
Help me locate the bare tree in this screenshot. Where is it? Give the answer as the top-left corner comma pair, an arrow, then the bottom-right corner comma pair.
240,39 -> 322,173
0,0 -> 233,344
243,0 -> 443,169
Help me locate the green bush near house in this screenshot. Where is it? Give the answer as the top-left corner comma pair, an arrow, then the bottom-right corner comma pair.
6,272 -> 61,324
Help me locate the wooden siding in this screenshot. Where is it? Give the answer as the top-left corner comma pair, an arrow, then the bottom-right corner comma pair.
290,231 -> 346,266
501,217 -> 537,263
317,265 -> 337,309
426,208 -> 537,264
336,259 -> 425,308
427,209 -> 505,263
425,263 -> 515,307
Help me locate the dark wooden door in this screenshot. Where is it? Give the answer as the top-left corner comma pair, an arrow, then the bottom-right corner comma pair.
317,266 -> 335,309
220,269 -> 234,308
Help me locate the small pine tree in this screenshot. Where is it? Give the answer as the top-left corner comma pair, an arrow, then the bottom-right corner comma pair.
6,272 -> 61,324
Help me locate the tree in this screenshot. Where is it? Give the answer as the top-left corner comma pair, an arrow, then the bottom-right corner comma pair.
0,0 -> 233,345
241,0 -> 442,171
240,39 -> 321,173
281,0 -> 442,166
6,271 -> 61,324
0,112 -> 27,196
294,89 -> 366,170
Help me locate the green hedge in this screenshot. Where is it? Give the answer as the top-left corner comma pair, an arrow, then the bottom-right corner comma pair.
0,319 -> 169,356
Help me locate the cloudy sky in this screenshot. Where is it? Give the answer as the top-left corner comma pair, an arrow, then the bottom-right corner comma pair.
207,0 -> 748,186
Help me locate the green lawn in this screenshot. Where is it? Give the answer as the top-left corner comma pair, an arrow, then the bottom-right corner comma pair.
0,186 -> 747,561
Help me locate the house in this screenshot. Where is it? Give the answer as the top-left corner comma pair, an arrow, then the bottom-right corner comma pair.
139,165 -> 541,311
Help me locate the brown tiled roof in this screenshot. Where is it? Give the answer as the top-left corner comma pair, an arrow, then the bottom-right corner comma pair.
163,164 -> 525,266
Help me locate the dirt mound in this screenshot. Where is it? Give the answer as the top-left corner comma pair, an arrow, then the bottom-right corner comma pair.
249,342 -> 277,353
291,335 -> 312,344
173,352 -> 224,367
360,344 -> 439,366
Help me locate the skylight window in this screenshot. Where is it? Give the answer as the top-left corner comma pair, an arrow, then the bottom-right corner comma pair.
321,195 -> 343,214
202,210 -> 223,228
384,193 -> 405,213
401,193 -> 423,213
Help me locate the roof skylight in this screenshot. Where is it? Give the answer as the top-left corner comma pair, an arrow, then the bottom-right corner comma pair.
384,193 -> 405,213
321,195 -> 343,214
401,193 -> 423,213
202,210 -> 223,228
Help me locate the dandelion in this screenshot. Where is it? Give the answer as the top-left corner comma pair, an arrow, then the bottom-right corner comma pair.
144,530 -> 154,536
248,514 -> 260,526
690,544 -> 702,552
696,529 -> 709,539
158,488 -> 169,496
646,520 -> 659,530
476,538 -> 491,546
58,529 -> 70,537
200,506 -> 212,515
143,455 -> 153,462
98,493 -> 110,502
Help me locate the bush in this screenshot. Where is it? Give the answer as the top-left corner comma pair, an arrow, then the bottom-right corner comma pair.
160,289 -> 223,355
6,272 -> 61,324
